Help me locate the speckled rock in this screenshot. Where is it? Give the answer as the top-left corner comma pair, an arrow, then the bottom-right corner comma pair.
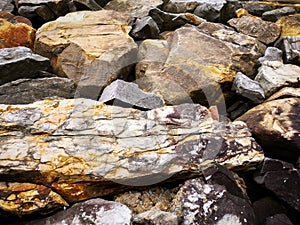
22,198 -> 132,225
0,47 -> 51,85
0,99 -> 264,215
34,10 -> 137,100
237,98 -> 300,163
228,15 -> 281,44
133,210 -> 178,225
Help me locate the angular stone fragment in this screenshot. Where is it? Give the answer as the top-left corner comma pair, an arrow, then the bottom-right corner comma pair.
258,47 -> 283,65
237,98 -> 300,163
254,158 -> 300,212
34,10 -> 138,99
228,15 -> 281,44
130,16 -> 160,40
244,3 -> 273,17
275,36 -> 300,65
0,47 -> 51,85
0,99 -> 264,207
232,72 -> 265,103
0,182 -> 68,217
133,210 -> 178,225
0,17 -> 35,49
266,87 -> 300,102
99,79 -> 164,109
262,7 -> 295,22
23,198 -> 132,225
193,0 -> 227,22
105,0 -> 163,18
0,77 -> 75,104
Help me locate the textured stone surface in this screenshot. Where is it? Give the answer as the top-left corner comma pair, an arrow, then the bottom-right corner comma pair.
193,0 -> 227,22
0,47 -> 51,85
136,22 -> 265,106
0,77 -> 75,104
99,79 -> 164,109
275,36 -> 300,65
237,98 -> 300,163
0,182 -> 68,217
105,0 -> 163,18
258,47 -> 283,65
262,6 -> 296,22
254,158 -> 300,212
130,16 -> 160,40
266,87 -> 300,101
276,14 -> 300,37
232,72 -> 265,103
133,210 -> 178,225
22,198 -> 132,225
244,2 -> 273,16
228,15 -> 281,44
0,17 -> 35,49
0,99 -> 264,210
34,10 -> 137,99
0,0 -> 14,12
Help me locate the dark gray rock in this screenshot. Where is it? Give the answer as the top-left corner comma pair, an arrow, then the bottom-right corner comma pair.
99,79 -> 164,109
262,7 -> 296,22
232,72 -> 265,103
265,214 -> 293,225
0,0 -> 14,12
219,0 -> 243,23
254,158 -> 300,212
23,198 -> 132,225
130,16 -> 160,40
193,0 -> 226,22
275,36 -> 300,66
0,77 -> 76,104
0,47 -> 51,85
133,210 -> 178,225
244,3 -> 272,17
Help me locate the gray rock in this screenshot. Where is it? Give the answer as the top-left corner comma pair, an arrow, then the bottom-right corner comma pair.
232,72 -> 265,103
99,79 -> 164,109
130,16 -> 160,40
0,0 -> 14,12
244,3 -> 272,17
262,7 -> 295,22
133,210 -> 178,225
193,0 -> 227,22
24,198 -> 132,225
254,158 -> 300,213
265,214 -> 293,225
258,47 -> 283,65
275,36 -> 300,66
161,0 -> 202,13
0,47 -> 51,86
0,77 -> 76,104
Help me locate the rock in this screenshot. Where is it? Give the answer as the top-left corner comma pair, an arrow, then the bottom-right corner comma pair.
23,198 -> 132,225
258,47 -> 283,65
266,87 -> 300,102
0,77 -> 75,104
105,0 -> 163,18
232,72 -> 265,103
244,3 -> 273,17
0,11 -> 32,26
254,158 -> 300,212
150,8 -> 206,32
130,16 -> 160,40
237,98 -> 300,163
174,168 -> 255,225
254,60 -> 300,98
133,210 -> 178,225
262,7 -> 296,22
161,0 -> 201,13
228,15 -> 281,44
276,14 -> 300,37
193,0 -> 227,22
265,214 -> 294,225
219,0 -> 243,23
0,0 -> 14,12
99,79 -> 164,109
275,36 -> 300,65
0,47 -> 51,85
136,22 -> 265,106
0,16 -> 35,49
0,99 -> 264,213
0,182 -> 68,217
34,10 -> 138,100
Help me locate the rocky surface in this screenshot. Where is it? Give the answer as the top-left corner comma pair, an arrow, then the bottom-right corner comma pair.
0,0 -> 300,224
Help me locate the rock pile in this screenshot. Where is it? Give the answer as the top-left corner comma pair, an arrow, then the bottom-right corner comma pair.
0,0 -> 299,224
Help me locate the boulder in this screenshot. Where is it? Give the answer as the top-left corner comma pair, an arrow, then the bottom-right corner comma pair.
0,47 -> 51,85
254,158 -> 300,212
0,99 -> 264,215
228,15 -> 281,44
34,10 -> 138,100
0,77 -> 75,104
193,0 -> 227,22
0,16 -> 35,49
262,6 -> 296,22
237,98 -> 300,163
130,16 -> 160,40
133,210 -> 178,225
99,79 -> 164,109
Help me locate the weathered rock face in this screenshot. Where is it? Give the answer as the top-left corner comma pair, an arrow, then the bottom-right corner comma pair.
228,15 -> 281,44
0,47 -> 51,85
276,14 -> 300,37
0,16 -> 35,49
130,16 -> 160,40
133,210 -> 178,225
136,22 -> 265,106
275,36 -> 300,65
34,10 -> 138,99
262,6 -> 296,22
0,77 -> 76,104
0,0 -> 15,12
21,198 -> 132,225
254,158 -> 300,213
237,97 -> 300,163
0,99 -> 264,213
